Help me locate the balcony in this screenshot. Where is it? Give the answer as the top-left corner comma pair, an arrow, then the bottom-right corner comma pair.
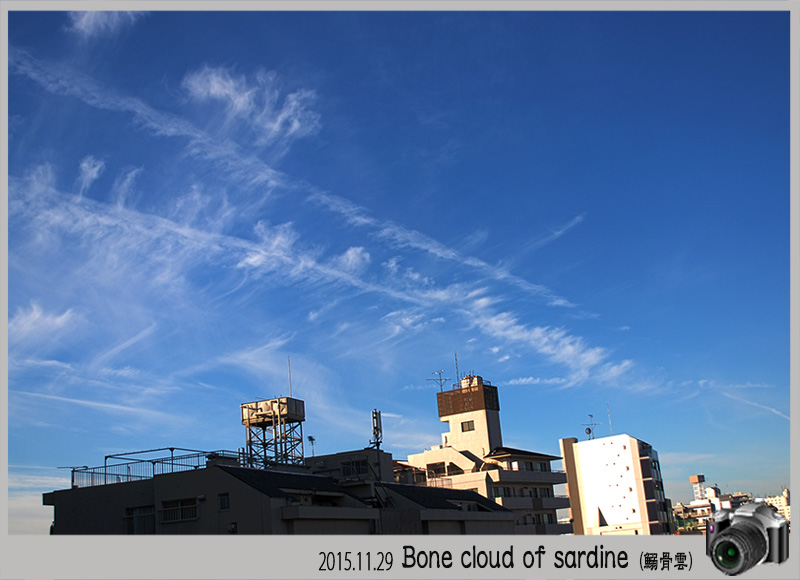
494,496 -> 570,511
487,468 -> 567,485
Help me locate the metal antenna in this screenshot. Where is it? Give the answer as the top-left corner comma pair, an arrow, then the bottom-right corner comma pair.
370,409 -> 383,450
454,352 -> 460,383
427,370 -> 450,392
582,414 -> 600,440
607,402 -> 614,435
288,357 -> 292,398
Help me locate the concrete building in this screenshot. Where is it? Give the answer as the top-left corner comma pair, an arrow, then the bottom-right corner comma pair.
43,448 -> 516,534
765,488 -> 790,522
671,475 -> 753,533
399,375 -> 571,534
559,434 -> 674,535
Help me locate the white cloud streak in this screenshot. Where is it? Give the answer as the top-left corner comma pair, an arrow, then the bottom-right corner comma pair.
720,391 -> 789,421
15,391 -> 178,422
67,11 -> 146,40
9,47 -> 632,391
507,376 -> 569,386
9,302 -> 76,343
76,155 -> 104,198
90,322 -> 158,369
331,246 -> 371,274
309,191 -> 577,307
522,212 -> 587,254
9,47 -> 287,195
183,65 -> 321,150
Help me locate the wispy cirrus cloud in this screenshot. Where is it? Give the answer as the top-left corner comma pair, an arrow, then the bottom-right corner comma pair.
9,47 -> 631,392
522,212 -> 587,254
466,297 -> 613,385
90,322 -> 158,369
507,376 -> 569,386
67,11 -> 146,40
9,47 -> 286,196
112,167 -> 142,210
720,391 -> 789,421
308,191 -> 577,307
183,65 -> 321,151
14,391 -> 179,422
9,302 -> 80,354
331,246 -> 371,274
76,155 -> 104,198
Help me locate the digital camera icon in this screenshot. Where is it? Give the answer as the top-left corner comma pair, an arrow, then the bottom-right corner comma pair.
706,501 -> 789,576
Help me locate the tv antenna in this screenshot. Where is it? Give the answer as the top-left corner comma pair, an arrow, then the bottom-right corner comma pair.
607,402 -> 614,435
454,352 -> 460,382
427,369 -> 450,392
288,357 -> 293,398
582,414 -> 600,440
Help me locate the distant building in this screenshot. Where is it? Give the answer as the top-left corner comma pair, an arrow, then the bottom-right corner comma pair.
43,448 -> 515,534
765,488 -> 790,522
399,375 -> 571,534
559,434 -> 674,535
671,474 -> 753,533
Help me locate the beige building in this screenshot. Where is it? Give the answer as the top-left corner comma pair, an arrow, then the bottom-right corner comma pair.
672,475 -> 753,533
559,434 -> 674,535
43,448 -> 516,534
765,488 -> 790,522
398,375 -> 571,534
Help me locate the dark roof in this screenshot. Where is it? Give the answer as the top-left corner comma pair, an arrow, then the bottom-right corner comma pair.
382,482 -> 509,512
484,447 -> 561,460
218,465 -> 362,501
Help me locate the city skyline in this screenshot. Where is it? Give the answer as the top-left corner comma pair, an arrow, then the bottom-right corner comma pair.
6,10 -> 791,533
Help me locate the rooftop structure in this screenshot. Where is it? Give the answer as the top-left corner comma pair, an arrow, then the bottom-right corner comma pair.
402,374 -> 571,534
690,474 -> 706,502
241,397 -> 306,468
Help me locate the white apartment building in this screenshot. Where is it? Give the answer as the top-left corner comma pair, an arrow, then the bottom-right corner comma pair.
399,375 -> 571,534
765,488 -> 790,522
559,434 -> 674,535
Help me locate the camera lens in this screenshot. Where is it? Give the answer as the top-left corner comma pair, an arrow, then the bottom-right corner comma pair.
715,541 -> 741,569
710,522 -> 767,576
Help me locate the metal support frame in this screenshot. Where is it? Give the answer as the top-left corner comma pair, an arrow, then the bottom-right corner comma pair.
244,405 -> 304,468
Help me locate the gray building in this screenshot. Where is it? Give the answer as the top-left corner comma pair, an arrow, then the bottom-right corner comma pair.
44,448 -> 516,534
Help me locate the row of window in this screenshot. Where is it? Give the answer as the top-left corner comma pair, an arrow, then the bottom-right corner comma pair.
491,486 -> 554,498
509,460 -> 550,472
519,513 -> 556,525
124,493 -> 230,533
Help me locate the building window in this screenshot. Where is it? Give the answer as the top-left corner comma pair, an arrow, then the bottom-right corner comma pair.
341,459 -> 370,478
160,498 -> 198,523
492,486 -> 513,499
461,420 -> 475,432
218,493 -> 230,511
124,505 -> 155,534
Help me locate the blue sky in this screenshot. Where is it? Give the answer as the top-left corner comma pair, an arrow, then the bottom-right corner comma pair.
6,10 -> 791,533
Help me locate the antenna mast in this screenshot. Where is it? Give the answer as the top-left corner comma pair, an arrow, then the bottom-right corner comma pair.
454,352 -> 460,383
607,402 -> 613,435
582,414 -> 600,440
427,370 -> 450,392
288,357 -> 292,398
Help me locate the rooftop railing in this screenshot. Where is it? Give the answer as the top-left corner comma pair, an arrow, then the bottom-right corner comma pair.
67,448 -> 242,488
